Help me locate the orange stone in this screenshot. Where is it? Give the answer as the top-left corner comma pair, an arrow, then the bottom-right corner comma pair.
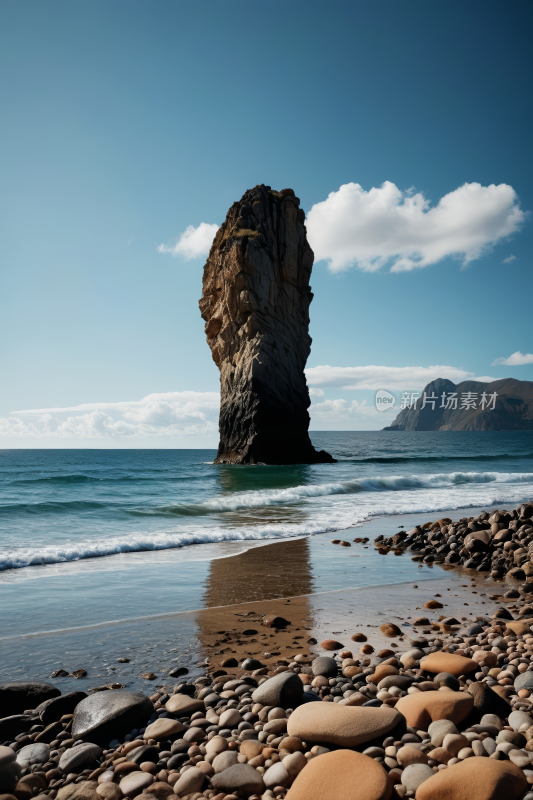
287,703 -> 402,747
367,665 -> 399,685
285,749 -> 392,800
320,639 -> 343,650
420,652 -> 477,677
394,690 -> 474,728
415,755 -> 527,800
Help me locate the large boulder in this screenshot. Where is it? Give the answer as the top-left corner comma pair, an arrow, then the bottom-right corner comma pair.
36,691 -> 87,724
0,683 -> 60,718
285,749 -> 391,800
71,691 -> 153,745
251,672 -> 303,709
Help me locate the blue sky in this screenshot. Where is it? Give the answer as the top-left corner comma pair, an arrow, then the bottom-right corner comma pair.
1,0 -> 532,446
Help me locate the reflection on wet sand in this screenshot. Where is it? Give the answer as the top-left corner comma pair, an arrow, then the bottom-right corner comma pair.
195,537 -> 315,674
201,536 -> 314,608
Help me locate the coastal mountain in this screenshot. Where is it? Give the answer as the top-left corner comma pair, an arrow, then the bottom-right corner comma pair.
384,377 -> 533,431
199,184 -> 334,464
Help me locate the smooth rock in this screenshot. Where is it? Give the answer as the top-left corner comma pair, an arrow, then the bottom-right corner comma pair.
400,764 -> 434,793
311,658 -> 338,679
396,745 -> 428,767
0,763 -> 21,794
164,695 -> 204,715
287,702 -> 402,747
508,710 -> 533,732
251,672 -> 303,709
218,709 -> 242,729
212,751 -> 239,773
263,763 -> 290,789
96,785 -> 122,800
282,751 -> 307,780
420,653 -> 477,677
143,719 -> 185,740
514,672 -> 533,693
56,781 -> 99,800
0,749 -> 16,771
0,682 -> 60,717
415,755 -> 527,800
395,690 -> 473,728
285,749 -> 391,800
119,772 -> 153,798
174,768 -> 204,797
468,683 -> 510,721
59,743 -> 102,774
36,692 -> 87,724
72,691 -> 153,744
211,764 -> 265,795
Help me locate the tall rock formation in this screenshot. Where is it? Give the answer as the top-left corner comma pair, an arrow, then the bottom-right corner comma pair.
199,185 -> 335,465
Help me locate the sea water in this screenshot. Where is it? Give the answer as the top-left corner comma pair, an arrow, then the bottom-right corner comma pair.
1,431 -> 532,639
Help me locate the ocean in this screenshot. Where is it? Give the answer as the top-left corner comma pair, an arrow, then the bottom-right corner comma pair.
1,430 -> 530,687
0,430 -> 532,638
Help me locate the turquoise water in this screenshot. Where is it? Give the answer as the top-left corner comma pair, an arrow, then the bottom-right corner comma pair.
0,431 -> 532,639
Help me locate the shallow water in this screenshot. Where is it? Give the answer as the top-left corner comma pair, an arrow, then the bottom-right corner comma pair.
1,432 -> 531,642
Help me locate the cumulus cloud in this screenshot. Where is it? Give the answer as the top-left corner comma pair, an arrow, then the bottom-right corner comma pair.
310,399 -> 385,419
502,254 -> 517,264
306,181 -> 525,273
158,222 -> 219,260
306,365 -> 495,391
1,391 -> 220,439
309,387 -> 324,398
491,351 -> 533,366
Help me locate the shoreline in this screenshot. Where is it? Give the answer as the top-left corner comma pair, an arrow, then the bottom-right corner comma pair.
2,500 -> 533,800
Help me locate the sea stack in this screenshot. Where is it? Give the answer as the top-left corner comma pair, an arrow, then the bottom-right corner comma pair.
199,184 -> 335,465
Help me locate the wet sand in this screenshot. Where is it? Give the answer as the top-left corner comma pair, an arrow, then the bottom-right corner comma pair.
0,503 -> 514,693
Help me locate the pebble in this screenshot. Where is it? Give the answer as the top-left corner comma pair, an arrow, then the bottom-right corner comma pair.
119,771 -> 154,797
287,702 -> 402,747
395,690 -> 473,728
400,763 -> 435,792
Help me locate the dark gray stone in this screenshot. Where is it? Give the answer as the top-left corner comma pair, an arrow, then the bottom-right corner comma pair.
0,714 -> 36,739
433,673 -> 460,691
251,672 -> 303,709
241,658 -> 264,671
71,690 -> 153,745
128,745 -> 159,765
0,682 -> 60,718
36,691 -> 87,724
311,657 -> 338,678
377,675 -> 414,691
0,761 -> 21,793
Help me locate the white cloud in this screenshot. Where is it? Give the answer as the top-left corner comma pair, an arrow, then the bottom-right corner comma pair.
306,181 -> 525,273
2,391 -> 220,439
310,399 -> 389,419
306,365 -> 495,390
502,254 -> 517,264
158,222 -> 219,260
491,351 -> 533,366
309,387 -> 324,398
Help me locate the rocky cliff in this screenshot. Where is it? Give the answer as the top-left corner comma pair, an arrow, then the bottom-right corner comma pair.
384,377 -> 533,431
199,185 -> 335,464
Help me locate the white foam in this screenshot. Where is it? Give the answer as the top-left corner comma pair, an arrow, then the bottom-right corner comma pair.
2,469 -> 532,571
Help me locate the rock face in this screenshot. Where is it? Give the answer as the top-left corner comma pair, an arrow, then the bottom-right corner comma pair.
384,377 -> 533,431
199,184 -> 334,465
